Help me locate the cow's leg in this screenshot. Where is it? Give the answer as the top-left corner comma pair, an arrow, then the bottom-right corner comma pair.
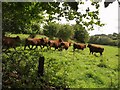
55,47 -> 58,51
28,45 -> 31,50
2,45 -> 4,49
24,44 -> 27,50
40,45 -> 43,49
60,47 -> 63,51
13,47 -> 17,52
46,45 -> 49,50
92,52 -> 93,54
48,46 -> 51,50
36,45 -> 38,49
46,44 -> 49,49
32,45 -> 34,49
58,48 -> 62,51
2,45 -> 5,51
30,45 -> 34,50
100,52 -> 102,56
4,47 -> 9,52
73,48 -> 75,52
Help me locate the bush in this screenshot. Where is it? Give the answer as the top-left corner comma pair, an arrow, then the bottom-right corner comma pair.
57,24 -> 74,41
89,36 -> 118,46
43,23 -> 74,41
88,36 -> 98,43
43,22 -> 60,39
97,37 -> 112,45
31,24 -> 40,34
89,33 -> 120,46
73,24 -> 89,43
109,40 -> 118,46
95,37 -> 118,46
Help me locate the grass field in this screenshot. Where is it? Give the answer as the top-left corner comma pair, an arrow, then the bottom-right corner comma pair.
2,34 -> 119,88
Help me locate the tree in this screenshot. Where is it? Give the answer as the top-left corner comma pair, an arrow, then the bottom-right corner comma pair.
73,24 -> 89,43
57,24 -> 74,41
43,22 -> 60,39
104,0 -> 120,8
89,34 -> 119,46
2,2 -> 60,34
2,1 -> 104,34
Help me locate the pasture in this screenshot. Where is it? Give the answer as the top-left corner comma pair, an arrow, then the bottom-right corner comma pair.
2,34 -> 119,88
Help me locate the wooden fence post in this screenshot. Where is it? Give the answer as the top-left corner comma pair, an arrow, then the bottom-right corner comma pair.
38,56 -> 45,90
38,56 -> 44,77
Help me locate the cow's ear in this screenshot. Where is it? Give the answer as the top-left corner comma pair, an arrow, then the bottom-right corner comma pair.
16,36 -> 19,38
59,39 -> 62,42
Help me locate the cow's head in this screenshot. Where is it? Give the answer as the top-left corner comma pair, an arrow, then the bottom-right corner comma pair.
58,39 -> 63,42
16,36 -> 21,41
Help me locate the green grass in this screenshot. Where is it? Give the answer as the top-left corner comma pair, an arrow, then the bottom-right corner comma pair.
9,34 -> 47,39
2,34 -> 119,88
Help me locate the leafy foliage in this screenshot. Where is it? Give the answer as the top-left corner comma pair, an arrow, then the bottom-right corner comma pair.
73,24 -> 89,43
43,22 -> 89,42
104,0 -> 116,7
31,24 -> 41,34
43,22 -> 60,39
2,1 -> 104,34
88,33 -> 119,46
43,22 -> 74,41
104,0 -> 120,7
57,24 -> 74,41
2,2 -> 60,34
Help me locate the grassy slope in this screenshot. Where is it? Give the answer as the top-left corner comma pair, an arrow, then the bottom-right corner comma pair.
42,45 -> 118,88
3,34 -> 119,88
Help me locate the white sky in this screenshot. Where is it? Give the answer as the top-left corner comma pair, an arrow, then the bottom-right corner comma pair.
58,0 -> 119,35
89,0 -> 118,35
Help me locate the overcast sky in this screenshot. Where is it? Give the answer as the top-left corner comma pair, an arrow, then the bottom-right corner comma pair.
58,0 -> 119,35
89,0 -> 118,35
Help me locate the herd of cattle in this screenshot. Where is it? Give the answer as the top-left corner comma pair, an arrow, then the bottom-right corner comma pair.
2,35 -> 104,55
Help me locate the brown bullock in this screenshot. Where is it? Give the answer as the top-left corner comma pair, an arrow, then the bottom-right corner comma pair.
41,37 -> 49,48
87,44 -> 104,56
60,41 -> 71,50
73,43 -> 86,51
24,38 -> 44,50
48,39 -> 63,50
2,36 -> 21,51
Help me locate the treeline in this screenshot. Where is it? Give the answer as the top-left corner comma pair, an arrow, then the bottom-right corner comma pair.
88,33 -> 120,46
4,20 -> 120,47
4,22 -> 89,43
27,22 -> 89,43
